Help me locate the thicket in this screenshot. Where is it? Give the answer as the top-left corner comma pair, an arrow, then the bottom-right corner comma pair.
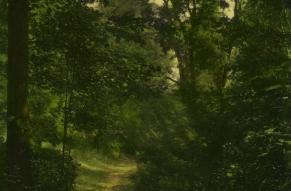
1,0 -> 291,191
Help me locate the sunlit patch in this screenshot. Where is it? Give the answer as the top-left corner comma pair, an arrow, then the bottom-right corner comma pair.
73,150 -> 137,191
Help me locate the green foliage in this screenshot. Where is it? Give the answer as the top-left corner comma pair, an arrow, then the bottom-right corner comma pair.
28,0 -> 172,159
32,148 -> 77,191
0,141 -> 6,189
131,95 -> 200,191
2,0 -> 291,190
0,144 -> 77,191
134,0 -> 291,191
29,88 -> 61,145
0,0 -> 7,128
215,133 -> 289,191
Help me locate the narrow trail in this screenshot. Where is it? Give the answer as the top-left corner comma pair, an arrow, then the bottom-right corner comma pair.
73,151 -> 137,191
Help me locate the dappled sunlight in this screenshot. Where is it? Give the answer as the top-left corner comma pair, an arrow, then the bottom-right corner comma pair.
73,150 -> 137,191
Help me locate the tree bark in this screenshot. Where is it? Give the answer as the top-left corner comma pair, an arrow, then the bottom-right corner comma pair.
6,0 -> 32,190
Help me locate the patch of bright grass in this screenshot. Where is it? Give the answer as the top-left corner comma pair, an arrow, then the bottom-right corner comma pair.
72,149 -> 137,191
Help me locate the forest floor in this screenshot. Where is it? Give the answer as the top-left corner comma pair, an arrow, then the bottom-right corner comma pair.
73,150 -> 137,191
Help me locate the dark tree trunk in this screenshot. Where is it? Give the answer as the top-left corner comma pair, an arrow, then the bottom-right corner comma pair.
6,0 -> 32,190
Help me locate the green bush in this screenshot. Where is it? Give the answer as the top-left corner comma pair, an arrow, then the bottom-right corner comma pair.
0,145 -> 77,191
32,148 -> 78,191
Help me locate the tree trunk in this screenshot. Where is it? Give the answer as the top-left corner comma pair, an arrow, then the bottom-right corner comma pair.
6,0 -> 32,190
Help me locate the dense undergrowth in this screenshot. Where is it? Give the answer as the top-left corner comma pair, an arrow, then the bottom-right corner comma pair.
0,144 -> 77,191
2,0 -> 291,191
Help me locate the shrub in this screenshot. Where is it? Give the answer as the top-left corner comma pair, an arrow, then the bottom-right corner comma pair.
0,144 -> 77,191
32,148 -> 78,191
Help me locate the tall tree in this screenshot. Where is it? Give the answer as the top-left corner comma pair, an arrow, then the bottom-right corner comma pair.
6,0 -> 32,190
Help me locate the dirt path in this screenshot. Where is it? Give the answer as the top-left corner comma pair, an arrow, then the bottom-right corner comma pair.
74,151 -> 137,191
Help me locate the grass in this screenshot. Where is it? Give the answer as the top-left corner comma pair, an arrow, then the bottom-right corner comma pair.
72,149 -> 137,191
